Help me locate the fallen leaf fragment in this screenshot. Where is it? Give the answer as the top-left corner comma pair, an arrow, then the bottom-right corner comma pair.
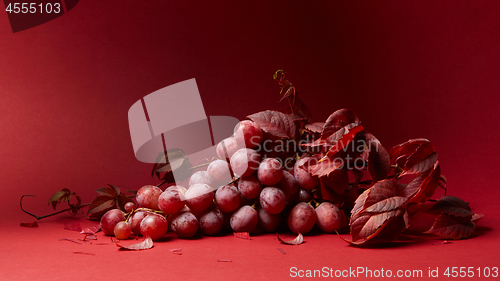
217,259 -> 232,262
234,232 -> 250,240
20,221 -> 38,227
83,234 -> 97,240
277,233 -> 304,245
113,237 -> 153,251
277,248 -> 286,254
64,223 -> 82,232
80,225 -> 100,235
59,238 -> 81,244
73,252 -> 95,256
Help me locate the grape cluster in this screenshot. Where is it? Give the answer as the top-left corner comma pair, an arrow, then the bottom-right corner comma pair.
100,120 -> 347,241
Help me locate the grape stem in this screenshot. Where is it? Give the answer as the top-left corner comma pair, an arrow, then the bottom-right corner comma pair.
20,195 -> 91,220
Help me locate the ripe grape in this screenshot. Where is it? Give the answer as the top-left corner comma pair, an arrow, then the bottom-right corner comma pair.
170,211 -> 199,238
257,207 -> 281,233
230,205 -> 258,232
259,187 -> 286,215
207,159 -> 232,187
129,210 -> 149,235
257,158 -> 284,185
124,202 -> 136,213
238,175 -> 263,199
216,137 -> 244,160
189,171 -> 213,187
199,207 -> 224,236
100,209 -> 126,236
230,148 -> 260,177
277,170 -> 299,202
315,202 -> 345,233
158,186 -> 186,214
288,202 -> 317,234
233,120 -> 263,148
294,157 -> 319,190
298,188 -> 312,203
184,183 -> 214,213
136,185 -> 163,210
114,221 -> 132,239
140,213 -> 168,241
214,184 -> 241,213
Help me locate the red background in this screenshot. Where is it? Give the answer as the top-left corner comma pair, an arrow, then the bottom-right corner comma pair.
1,1 -> 499,280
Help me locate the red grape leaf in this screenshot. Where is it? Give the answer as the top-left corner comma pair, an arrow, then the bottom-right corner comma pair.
365,134 -> 391,182
234,232 -> 250,240
20,221 -> 38,227
80,225 -> 101,235
304,122 -> 324,133
151,149 -> 192,182
404,162 -> 441,204
277,233 -> 304,245
425,214 -> 476,240
48,188 -> 72,210
322,124 -> 364,159
87,196 -> 117,220
428,196 -> 474,217
390,138 -> 430,161
322,109 -> 359,139
471,213 -> 485,223
114,237 -> 154,251
307,155 -> 343,178
64,223 -> 82,232
346,209 -> 408,245
95,185 -> 120,198
319,168 -> 349,194
401,151 -> 438,176
352,180 -> 403,215
248,110 -> 297,139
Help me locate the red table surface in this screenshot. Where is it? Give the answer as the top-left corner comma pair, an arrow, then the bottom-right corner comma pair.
1,1 -> 499,280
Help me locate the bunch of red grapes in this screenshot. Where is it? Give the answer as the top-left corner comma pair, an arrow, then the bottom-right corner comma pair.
100,120 -> 346,241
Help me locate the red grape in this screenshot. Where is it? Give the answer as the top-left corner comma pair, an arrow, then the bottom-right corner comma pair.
277,170 -> 300,202
170,211 -> 199,238
288,202 -> 316,234
184,183 -> 214,213
233,120 -> 263,148
207,159 -> 232,187
158,186 -> 186,214
257,207 -> 281,233
114,221 -> 132,239
238,175 -> 263,199
199,207 -> 224,236
215,184 -> 241,213
298,188 -> 312,203
140,213 -> 168,241
216,137 -> 244,160
257,158 -> 284,185
100,209 -> 126,236
230,205 -> 258,232
259,187 -> 286,215
315,202 -> 345,233
124,202 -> 136,213
294,157 -> 319,190
230,148 -> 260,177
136,185 -> 163,210
129,210 -> 149,235
188,171 -> 213,187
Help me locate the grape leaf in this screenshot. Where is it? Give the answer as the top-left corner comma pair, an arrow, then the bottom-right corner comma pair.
87,196 -> 116,220
425,214 -> 476,240
390,138 -> 430,161
20,221 -> 38,227
248,110 -> 297,139
352,180 -> 403,215
322,109 -> 359,139
151,149 -> 192,182
114,237 -> 154,251
322,124 -> 364,159
277,233 -> 304,245
64,223 -> 82,232
428,196 -> 474,217
390,139 -> 438,176
48,188 -> 72,210
319,168 -> 349,194
365,134 -> 391,182
304,122 -> 324,133
95,185 -> 120,198
80,225 -> 100,235
403,162 -> 441,204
